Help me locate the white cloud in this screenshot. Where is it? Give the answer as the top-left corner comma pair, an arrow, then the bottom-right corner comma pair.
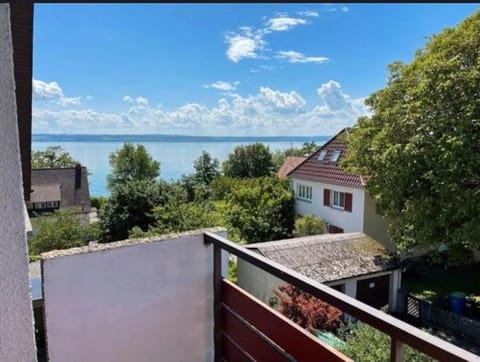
204,81 -> 240,91
135,96 -> 149,106
341,6 -> 349,12
265,16 -> 307,32
33,81 -> 369,136
33,78 -> 82,106
123,96 -> 133,103
57,97 -> 82,106
33,79 -> 63,99
297,10 -> 319,17
276,50 -> 329,64
225,28 -> 266,62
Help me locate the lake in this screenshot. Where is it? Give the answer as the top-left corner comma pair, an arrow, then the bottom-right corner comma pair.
32,134 -> 329,196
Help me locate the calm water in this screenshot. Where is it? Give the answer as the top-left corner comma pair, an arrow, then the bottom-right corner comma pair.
33,136 -> 328,196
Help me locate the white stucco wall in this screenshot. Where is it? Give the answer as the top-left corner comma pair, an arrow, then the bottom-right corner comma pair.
0,4 -> 37,361
42,229 -> 227,362
292,178 -> 365,232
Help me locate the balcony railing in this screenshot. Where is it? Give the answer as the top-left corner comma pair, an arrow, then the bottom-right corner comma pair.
204,232 -> 479,362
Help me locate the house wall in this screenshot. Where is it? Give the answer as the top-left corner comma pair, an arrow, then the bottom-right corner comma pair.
291,178 -> 365,233
363,193 -> 394,251
0,4 -> 37,361
42,229 -> 227,362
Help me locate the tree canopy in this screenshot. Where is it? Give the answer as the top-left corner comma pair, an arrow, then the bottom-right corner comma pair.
225,177 -> 295,243
32,145 -> 79,169
100,180 -> 168,242
107,143 -> 160,190
29,210 -> 100,257
222,143 -> 274,178
193,151 -> 221,185
343,11 -> 480,255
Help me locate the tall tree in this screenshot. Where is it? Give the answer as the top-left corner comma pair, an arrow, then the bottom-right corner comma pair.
32,145 -> 79,168
107,143 -> 160,190
100,180 -> 168,242
343,11 -> 480,256
193,151 -> 220,185
222,143 -> 274,178
225,177 -> 295,243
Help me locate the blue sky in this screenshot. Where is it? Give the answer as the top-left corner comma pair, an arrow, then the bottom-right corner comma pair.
32,3 -> 479,136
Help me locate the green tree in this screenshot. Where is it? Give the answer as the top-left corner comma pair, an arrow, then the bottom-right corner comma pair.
343,11 -> 480,256
193,151 -> 221,185
100,180 -> 168,242
107,143 -> 160,190
340,322 -> 434,362
294,214 -> 327,236
32,145 -> 79,168
29,210 -> 100,256
223,143 -> 274,178
225,177 -> 295,243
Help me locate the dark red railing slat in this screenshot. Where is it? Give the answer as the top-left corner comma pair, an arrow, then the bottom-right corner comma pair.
222,334 -> 253,362
222,305 -> 292,362
222,279 -> 352,362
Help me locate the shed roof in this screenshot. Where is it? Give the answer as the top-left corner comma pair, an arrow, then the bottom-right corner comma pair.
287,128 -> 365,189
247,232 -> 398,283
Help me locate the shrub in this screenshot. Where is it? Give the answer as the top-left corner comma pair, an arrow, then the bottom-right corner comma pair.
274,284 -> 343,333
294,214 -> 327,236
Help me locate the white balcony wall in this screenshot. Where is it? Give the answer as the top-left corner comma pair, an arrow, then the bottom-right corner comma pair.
42,228 -> 227,362
0,4 -> 37,361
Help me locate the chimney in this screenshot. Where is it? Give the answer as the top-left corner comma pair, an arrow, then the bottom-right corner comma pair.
75,163 -> 82,189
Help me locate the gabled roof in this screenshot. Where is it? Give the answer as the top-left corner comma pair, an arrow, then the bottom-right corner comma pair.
287,128 -> 364,189
246,232 -> 398,283
31,165 -> 91,212
277,156 -> 307,179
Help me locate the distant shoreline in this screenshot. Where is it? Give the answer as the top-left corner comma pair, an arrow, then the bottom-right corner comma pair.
33,134 -> 330,143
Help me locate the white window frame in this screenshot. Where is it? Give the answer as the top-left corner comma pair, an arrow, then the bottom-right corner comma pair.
332,190 -> 345,209
317,150 -> 327,161
330,150 -> 342,162
296,183 -> 312,201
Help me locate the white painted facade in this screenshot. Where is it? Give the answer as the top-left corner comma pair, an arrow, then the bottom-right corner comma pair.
0,4 -> 37,361
292,178 -> 365,233
42,229 -> 227,362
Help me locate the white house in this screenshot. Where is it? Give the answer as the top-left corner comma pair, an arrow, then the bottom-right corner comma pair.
287,128 -> 394,251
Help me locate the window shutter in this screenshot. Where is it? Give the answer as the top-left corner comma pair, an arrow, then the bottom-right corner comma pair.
323,189 -> 330,206
345,192 -> 353,212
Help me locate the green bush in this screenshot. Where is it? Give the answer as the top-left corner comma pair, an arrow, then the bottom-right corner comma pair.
294,214 -> 327,236
29,210 -> 100,256
340,322 -> 435,362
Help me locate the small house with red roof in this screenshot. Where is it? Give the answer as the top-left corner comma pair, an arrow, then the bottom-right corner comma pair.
287,128 -> 393,251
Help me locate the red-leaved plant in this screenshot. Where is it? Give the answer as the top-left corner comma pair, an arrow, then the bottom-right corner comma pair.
274,284 -> 344,332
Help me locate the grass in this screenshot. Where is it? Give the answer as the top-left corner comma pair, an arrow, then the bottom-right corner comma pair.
402,263 -> 480,302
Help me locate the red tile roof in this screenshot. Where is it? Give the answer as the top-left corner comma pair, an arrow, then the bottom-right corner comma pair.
287,128 -> 365,189
277,156 -> 307,179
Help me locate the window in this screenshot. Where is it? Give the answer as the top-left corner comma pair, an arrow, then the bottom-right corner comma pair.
324,188 -> 353,212
332,191 -> 345,209
330,150 -> 341,162
296,183 -> 312,201
317,150 -> 327,161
